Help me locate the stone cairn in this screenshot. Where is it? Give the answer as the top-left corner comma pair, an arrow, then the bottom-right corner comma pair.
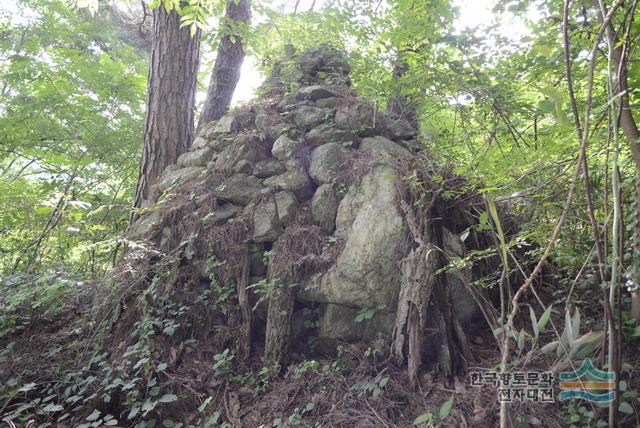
125,45 -> 483,385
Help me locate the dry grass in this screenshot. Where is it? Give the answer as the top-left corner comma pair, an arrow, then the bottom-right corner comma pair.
269,212 -> 344,283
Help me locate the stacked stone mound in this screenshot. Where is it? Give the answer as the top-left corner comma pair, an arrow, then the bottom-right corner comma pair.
128,45 -> 478,348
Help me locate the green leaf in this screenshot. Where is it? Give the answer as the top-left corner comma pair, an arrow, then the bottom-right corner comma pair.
439,395 -> 454,420
42,403 -> 64,412
86,409 -> 101,421
158,394 -> 178,403
141,399 -> 156,414
517,328 -> 526,351
537,305 -> 553,333
529,306 -> 539,338
486,196 -> 508,273
198,396 -> 212,412
413,412 -> 433,425
619,401 -> 633,414
127,404 -> 140,420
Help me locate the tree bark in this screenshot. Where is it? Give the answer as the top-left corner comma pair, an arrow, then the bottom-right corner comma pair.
133,5 -> 201,212
264,285 -> 294,370
197,0 -> 251,129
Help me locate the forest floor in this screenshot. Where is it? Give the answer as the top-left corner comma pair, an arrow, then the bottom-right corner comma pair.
1,279 -> 639,427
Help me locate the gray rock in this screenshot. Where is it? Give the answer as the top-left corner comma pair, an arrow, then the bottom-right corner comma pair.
202,203 -> 240,226
442,227 -> 479,325
177,147 -> 213,168
264,166 -> 314,200
359,136 -> 411,159
197,121 -> 217,140
276,95 -> 298,113
312,184 -> 339,234
254,159 -> 286,179
214,134 -> 269,171
306,126 -> 358,147
395,138 -> 423,153
275,191 -> 298,225
158,166 -> 206,192
233,159 -> 253,174
209,111 -> 255,134
212,115 -> 235,133
253,196 -> 282,242
325,52 -> 351,75
264,122 -> 290,142
308,143 -> 347,185
294,105 -> 327,130
386,117 -> 416,140
315,97 -> 340,109
301,165 -> 405,309
127,208 -> 161,241
272,134 -> 303,160
198,120 -> 217,135
334,101 -> 385,136
164,164 -> 179,174
296,85 -> 338,101
318,304 -> 394,341
191,135 -> 209,150
298,50 -> 324,75
214,174 -> 262,205
209,137 -> 234,152
249,252 -> 267,276
255,112 -> 270,131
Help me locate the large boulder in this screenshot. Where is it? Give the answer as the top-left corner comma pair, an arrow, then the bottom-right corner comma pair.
264,165 -> 314,200
215,134 -> 269,170
306,126 -> 358,147
158,166 -> 206,192
294,105 -> 328,130
308,143 -> 347,185
214,174 -> 262,205
335,100 -> 385,136
177,147 -> 213,168
253,196 -> 282,242
271,134 -> 302,160
296,85 -> 338,101
275,191 -> 298,225
360,136 -> 411,159
301,165 -> 406,309
254,159 -> 286,179
202,203 -> 240,226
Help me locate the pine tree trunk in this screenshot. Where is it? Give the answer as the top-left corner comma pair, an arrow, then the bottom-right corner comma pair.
198,0 -> 251,129
133,5 -> 201,211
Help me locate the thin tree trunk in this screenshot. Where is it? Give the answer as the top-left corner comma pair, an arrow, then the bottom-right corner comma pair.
132,5 -> 201,212
597,1 -> 640,327
237,251 -> 252,360
264,285 -> 294,370
197,0 -> 251,129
